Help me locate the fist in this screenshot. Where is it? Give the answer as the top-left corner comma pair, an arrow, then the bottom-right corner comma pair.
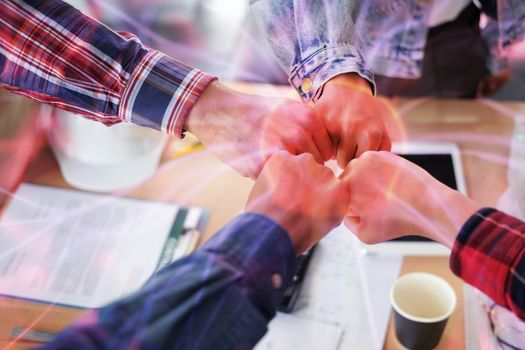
342,151 -> 445,244
315,74 -> 392,168
246,151 -> 349,253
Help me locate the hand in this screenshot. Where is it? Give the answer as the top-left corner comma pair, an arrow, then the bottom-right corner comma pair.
341,151 -> 481,248
478,68 -> 511,96
314,74 -> 392,168
186,81 -> 333,179
246,151 -> 349,253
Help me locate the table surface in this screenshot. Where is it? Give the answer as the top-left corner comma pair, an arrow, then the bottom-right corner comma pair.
0,84 -> 523,349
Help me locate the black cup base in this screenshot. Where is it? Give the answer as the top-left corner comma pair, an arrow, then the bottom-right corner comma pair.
394,309 -> 449,349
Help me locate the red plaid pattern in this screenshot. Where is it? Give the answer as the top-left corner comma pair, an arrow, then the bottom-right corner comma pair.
0,0 -> 216,138
451,208 -> 525,321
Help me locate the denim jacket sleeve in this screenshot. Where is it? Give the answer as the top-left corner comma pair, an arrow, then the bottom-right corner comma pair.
480,0 -> 525,74
249,0 -> 375,102
481,18 -> 509,75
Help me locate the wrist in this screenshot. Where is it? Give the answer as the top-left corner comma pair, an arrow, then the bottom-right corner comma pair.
246,206 -> 309,254
321,73 -> 373,98
185,80 -> 232,136
423,185 -> 481,248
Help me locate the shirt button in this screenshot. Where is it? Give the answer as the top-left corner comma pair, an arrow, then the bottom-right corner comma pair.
272,273 -> 283,289
301,78 -> 313,93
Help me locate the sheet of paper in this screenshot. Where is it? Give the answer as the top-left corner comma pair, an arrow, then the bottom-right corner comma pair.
255,313 -> 342,350
291,225 -> 403,350
464,285 -> 501,350
0,184 -> 192,308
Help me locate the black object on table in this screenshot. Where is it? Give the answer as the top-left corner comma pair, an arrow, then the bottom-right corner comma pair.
278,244 -> 316,313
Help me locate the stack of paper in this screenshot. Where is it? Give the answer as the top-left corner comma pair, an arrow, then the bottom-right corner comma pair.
0,183 -> 207,308
255,313 -> 342,350
255,226 -> 403,350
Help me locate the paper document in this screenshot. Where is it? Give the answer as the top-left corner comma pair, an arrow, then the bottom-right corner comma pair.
292,226 -> 402,349
255,313 -> 342,350
0,184 -> 206,308
464,285 -> 503,350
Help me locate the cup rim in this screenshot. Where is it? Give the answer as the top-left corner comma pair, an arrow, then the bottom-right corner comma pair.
390,272 -> 457,324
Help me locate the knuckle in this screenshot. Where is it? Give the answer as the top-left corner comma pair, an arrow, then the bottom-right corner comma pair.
360,235 -> 376,245
360,150 -> 376,160
367,129 -> 382,141
298,152 -> 315,162
269,150 -> 292,165
303,107 -> 317,120
273,150 -> 290,159
287,127 -> 307,143
318,166 -> 336,180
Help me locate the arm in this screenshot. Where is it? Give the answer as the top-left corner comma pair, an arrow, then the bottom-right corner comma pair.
0,0 -> 215,138
42,152 -> 349,349
250,0 -> 392,167
450,208 -> 525,321
41,213 -> 296,350
249,0 -> 373,102
1,0 -> 334,179
342,151 -> 525,320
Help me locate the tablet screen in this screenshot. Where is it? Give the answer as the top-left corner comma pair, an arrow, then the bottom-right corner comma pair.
400,154 -> 458,190
391,153 -> 457,242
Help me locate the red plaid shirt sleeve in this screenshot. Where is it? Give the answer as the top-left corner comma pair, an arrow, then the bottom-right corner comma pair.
0,0 -> 216,138
451,208 -> 525,321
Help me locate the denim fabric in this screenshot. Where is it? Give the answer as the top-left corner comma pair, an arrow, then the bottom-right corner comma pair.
375,3 -> 488,98
250,0 -> 525,101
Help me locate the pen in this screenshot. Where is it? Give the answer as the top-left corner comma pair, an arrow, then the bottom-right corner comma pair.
279,244 -> 317,313
184,229 -> 201,255
168,139 -> 205,159
171,144 -> 205,158
172,228 -> 201,261
172,230 -> 191,261
10,326 -> 57,343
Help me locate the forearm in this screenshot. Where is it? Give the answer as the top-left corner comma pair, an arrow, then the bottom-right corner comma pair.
0,0 -> 215,138
41,213 -> 296,350
184,80 -> 253,138
412,184 -> 525,319
421,187 -> 481,249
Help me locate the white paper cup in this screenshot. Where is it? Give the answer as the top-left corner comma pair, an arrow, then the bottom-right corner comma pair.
390,272 -> 456,349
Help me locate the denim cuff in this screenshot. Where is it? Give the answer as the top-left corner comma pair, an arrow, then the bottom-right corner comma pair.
289,45 -> 375,102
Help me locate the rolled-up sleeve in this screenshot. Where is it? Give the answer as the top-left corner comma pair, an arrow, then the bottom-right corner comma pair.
0,0 -> 216,138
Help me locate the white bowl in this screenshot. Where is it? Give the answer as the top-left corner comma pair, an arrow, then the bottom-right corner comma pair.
46,108 -> 167,192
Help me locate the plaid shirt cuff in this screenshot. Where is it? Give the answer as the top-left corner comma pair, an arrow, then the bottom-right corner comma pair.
119,50 -> 216,138
451,208 -> 525,319
289,45 -> 375,102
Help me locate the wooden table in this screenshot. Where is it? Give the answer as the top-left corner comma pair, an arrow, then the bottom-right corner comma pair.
0,84 -> 523,349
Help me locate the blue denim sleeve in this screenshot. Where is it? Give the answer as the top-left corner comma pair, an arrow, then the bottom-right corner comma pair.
480,1 -> 525,75
40,213 -> 296,350
249,0 -> 375,101
481,17 -> 510,75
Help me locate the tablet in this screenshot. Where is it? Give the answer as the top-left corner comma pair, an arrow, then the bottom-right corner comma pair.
362,142 -> 467,256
